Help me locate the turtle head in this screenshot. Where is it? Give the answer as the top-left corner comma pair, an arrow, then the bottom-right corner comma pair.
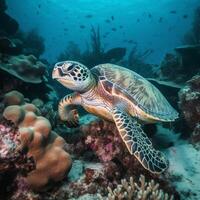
52,61 -> 94,92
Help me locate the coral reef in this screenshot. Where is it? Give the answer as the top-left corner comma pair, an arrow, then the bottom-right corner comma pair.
16,29 -> 45,58
0,119 -> 35,174
0,54 -> 46,83
0,118 -> 35,200
99,175 -> 173,200
55,115 -> 179,199
2,91 -> 72,190
158,46 -> 200,84
178,75 -> 200,142
0,53 -> 55,101
158,6 -> 200,85
0,37 -> 23,55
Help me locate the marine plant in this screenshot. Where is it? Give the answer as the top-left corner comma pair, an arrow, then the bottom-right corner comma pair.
127,45 -> 155,77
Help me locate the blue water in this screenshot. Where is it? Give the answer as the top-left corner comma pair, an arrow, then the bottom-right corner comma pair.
6,0 -> 199,64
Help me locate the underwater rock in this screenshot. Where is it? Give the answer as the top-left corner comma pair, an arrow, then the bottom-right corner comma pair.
103,47 -> 126,62
0,37 -> 23,55
166,140 -> 200,200
0,54 -> 46,83
178,75 -> 200,142
2,91 -> 72,190
182,6 -> 200,45
19,29 -> 45,58
0,0 -> 19,36
175,44 -> 200,70
0,0 -> 7,13
159,45 -> 200,84
0,53 -> 55,101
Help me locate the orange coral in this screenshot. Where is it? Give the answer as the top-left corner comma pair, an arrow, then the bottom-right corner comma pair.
3,91 -> 72,190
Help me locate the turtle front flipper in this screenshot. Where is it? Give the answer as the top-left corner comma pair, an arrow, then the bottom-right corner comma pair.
58,93 -> 81,127
112,108 -> 168,174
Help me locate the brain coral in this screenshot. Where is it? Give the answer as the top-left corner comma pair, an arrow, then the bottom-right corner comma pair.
2,91 -> 72,190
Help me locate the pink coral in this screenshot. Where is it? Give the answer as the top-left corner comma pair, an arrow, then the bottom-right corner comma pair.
0,118 -> 35,174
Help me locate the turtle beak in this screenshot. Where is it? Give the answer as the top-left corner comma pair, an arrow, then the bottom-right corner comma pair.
52,67 -> 60,80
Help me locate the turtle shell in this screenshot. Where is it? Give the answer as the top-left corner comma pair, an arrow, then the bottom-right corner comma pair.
91,64 -> 178,121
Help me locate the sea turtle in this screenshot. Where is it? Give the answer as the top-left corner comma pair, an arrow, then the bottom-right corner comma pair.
52,61 -> 179,174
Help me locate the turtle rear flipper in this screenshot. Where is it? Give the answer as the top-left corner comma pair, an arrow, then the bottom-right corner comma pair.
112,108 -> 169,174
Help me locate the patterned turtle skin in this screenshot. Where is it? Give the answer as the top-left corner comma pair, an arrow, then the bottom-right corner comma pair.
91,64 -> 178,122
52,61 -> 179,174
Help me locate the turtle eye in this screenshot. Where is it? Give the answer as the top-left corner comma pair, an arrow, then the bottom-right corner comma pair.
62,63 -> 74,73
67,64 -> 74,71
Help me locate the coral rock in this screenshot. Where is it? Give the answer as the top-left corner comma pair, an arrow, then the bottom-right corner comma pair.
3,91 -> 72,190
0,54 -> 46,83
179,75 -> 200,142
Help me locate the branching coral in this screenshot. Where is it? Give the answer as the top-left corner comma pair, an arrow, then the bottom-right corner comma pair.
100,175 -> 173,200
2,90 -> 72,190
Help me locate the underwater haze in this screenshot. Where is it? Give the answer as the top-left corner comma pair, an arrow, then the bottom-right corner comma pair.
1,0 -> 200,199
6,0 -> 199,63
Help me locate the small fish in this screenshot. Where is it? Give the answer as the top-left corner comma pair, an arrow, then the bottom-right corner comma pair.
38,4 -> 41,9
159,17 -> 163,23
183,14 -> 188,19
111,28 -> 116,31
148,13 -> 152,18
105,19 -> 111,23
119,25 -> 123,29
137,18 -> 140,22
170,10 -> 176,14
111,16 -> 114,20
128,40 -> 133,44
85,14 -> 93,18
36,11 -> 39,15
80,25 -> 85,29
64,28 -> 68,31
